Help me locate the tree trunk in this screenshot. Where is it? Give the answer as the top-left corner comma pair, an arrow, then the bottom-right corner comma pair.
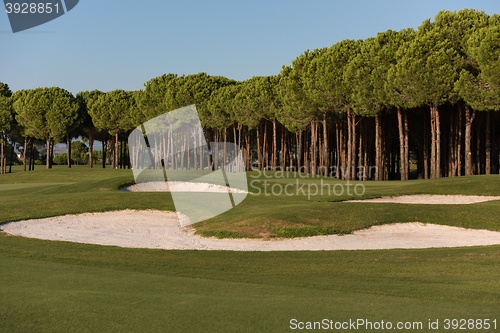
351,112 -> 357,180
397,107 -> 407,180
9,140 -> 14,173
200,127 -> 204,170
302,130 -> 306,172
46,134 -> 50,169
298,132 -> 302,172
262,122 -> 267,170
322,113 -> 328,176
281,125 -> 286,171
475,113 -> 481,175
464,104 -> 475,176
89,128 -> 94,168
272,119 -> 277,170
375,113 -> 381,181
102,140 -> 106,168
22,137 -> 27,172
491,112 -> 500,174
311,120 -> 317,175
492,112 -> 497,174
116,133 -> 119,169
457,105 -> 462,176
335,123 -> 340,179
31,142 -> 35,171
485,111 -> 491,174
347,111 -> 352,180
447,107 -> 455,177
404,109 -> 409,179
0,133 -> 4,174
110,136 -> 115,169
67,133 -> 71,168
363,120 -> 371,180
435,105 -> 441,178
256,124 -> 262,170
430,106 -> 436,178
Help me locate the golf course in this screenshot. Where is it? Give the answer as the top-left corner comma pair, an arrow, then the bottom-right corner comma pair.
3,3 -> 500,331
1,166 -> 499,332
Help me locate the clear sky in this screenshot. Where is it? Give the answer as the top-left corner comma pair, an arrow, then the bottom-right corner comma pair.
1,0 -> 499,95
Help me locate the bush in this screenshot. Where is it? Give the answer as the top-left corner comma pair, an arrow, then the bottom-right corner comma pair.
53,153 -> 67,165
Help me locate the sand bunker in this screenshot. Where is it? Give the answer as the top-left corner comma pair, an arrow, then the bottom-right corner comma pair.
121,181 -> 248,193
347,194 -> 500,204
2,209 -> 500,251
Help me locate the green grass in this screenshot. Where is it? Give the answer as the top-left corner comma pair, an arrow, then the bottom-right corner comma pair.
2,166 -> 499,238
194,171 -> 500,237
1,235 -> 500,332
1,165 -> 500,332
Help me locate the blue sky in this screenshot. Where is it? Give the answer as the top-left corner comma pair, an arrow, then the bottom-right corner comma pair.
1,0 -> 499,95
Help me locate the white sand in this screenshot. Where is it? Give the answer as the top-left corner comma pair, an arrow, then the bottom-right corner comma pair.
346,194 -> 500,204
121,181 -> 248,193
2,208 -> 500,251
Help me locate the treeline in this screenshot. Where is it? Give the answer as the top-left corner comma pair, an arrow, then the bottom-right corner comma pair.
1,9 -> 499,180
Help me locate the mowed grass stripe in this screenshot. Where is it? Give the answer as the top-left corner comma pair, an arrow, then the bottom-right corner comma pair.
1,248 -> 499,333
0,182 -> 75,192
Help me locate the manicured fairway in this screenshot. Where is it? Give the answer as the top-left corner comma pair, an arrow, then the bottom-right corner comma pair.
1,236 -> 499,332
0,166 -> 499,332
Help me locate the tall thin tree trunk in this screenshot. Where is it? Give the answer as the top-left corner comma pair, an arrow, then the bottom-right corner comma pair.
475,114 -> 481,175
311,120 -> 317,175
435,105 -> 441,178
67,133 -> 71,168
102,140 -> 107,168
375,113 -> 381,181
281,125 -> 286,171
492,112 -> 497,174
351,112 -> 357,180
322,113 -> 328,176
404,109 -> 409,179
89,128 -> 94,168
302,129 -> 307,173
8,139 -> 13,173
31,142 -> 35,171
272,119 -> 277,170
457,105 -> 462,176
109,137 -> 114,168
430,106 -> 436,178
347,111 -> 352,180
464,104 -> 475,176
116,133 -> 119,169
486,111 -> 491,174
397,107 -> 406,180
363,120 -> 369,181
46,134 -> 50,169
262,122 -> 267,170
298,132 -> 302,172
29,141 -> 35,171
340,119 -> 347,180
199,127 -> 204,170
23,137 -> 27,172
0,133 -> 4,174
335,123 -> 340,179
